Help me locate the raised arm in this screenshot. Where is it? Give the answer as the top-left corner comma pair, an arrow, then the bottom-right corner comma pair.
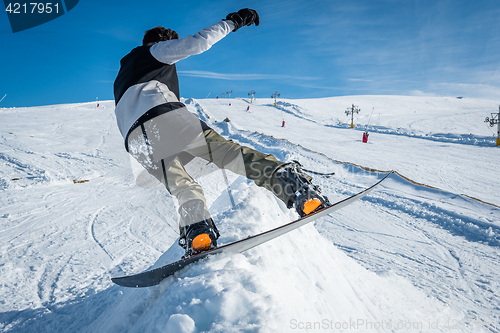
150,8 -> 259,65
150,20 -> 235,65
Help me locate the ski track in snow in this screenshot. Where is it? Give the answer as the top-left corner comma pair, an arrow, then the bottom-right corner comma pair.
0,97 -> 499,332
88,206 -> 115,268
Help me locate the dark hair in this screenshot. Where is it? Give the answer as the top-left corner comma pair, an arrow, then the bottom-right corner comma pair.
142,26 -> 179,45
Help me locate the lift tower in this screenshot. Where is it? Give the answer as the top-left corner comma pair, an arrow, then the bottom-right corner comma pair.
485,105 -> 500,146
345,104 -> 360,129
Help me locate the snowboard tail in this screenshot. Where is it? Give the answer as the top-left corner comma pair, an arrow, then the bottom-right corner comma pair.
112,172 -> 393,288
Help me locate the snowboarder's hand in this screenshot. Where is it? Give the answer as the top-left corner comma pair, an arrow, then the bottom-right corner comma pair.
226,8 -> 259,32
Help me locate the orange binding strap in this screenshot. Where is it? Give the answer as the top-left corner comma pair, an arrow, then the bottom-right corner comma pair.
303,198 -> 322,215
192,233 -> 212,252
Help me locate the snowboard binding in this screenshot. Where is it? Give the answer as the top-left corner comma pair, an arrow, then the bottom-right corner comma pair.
275,161 -> 331,217
178,199 -> 220,258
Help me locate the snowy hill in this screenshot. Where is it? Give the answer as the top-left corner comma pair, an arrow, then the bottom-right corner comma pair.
1,96 -> 499,332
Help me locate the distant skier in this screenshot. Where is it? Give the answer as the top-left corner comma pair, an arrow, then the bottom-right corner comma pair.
113,9 -> 329,257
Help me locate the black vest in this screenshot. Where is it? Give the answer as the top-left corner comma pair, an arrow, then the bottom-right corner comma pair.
114,43 -> 180,105
113,43 -> 211,151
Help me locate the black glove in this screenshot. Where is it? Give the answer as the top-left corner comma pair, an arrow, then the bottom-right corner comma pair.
226,8 -> 259,32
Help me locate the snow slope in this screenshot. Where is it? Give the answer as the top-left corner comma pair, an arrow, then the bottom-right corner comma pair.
194,96 -> 500,207
1,96 -> 499,332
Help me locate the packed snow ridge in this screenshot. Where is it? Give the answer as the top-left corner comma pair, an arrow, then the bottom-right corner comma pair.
1,95 -> 499,332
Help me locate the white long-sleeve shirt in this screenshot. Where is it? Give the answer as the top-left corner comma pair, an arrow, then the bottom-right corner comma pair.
150,20 -> 234,65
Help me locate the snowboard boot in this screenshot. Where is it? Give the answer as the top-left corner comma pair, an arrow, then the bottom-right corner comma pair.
274,161 -> 330,217
178,199 -> 220,258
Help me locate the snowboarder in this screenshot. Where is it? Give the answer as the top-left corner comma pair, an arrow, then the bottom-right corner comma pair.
113,9 -> 329,257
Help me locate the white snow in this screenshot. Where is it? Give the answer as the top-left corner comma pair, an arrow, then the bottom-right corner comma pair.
1,96 -> 499,332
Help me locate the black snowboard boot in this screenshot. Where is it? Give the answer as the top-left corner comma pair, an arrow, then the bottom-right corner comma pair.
178,199 -> 220,258
274,161 -> 330,217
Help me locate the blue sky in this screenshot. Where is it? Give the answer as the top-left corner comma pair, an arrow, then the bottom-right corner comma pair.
1,0 -> 500,107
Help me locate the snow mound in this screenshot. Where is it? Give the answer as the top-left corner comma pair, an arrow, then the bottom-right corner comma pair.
84,182 -> 457,332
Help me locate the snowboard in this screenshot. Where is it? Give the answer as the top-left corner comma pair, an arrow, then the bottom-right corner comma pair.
112,172 -> 393,288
